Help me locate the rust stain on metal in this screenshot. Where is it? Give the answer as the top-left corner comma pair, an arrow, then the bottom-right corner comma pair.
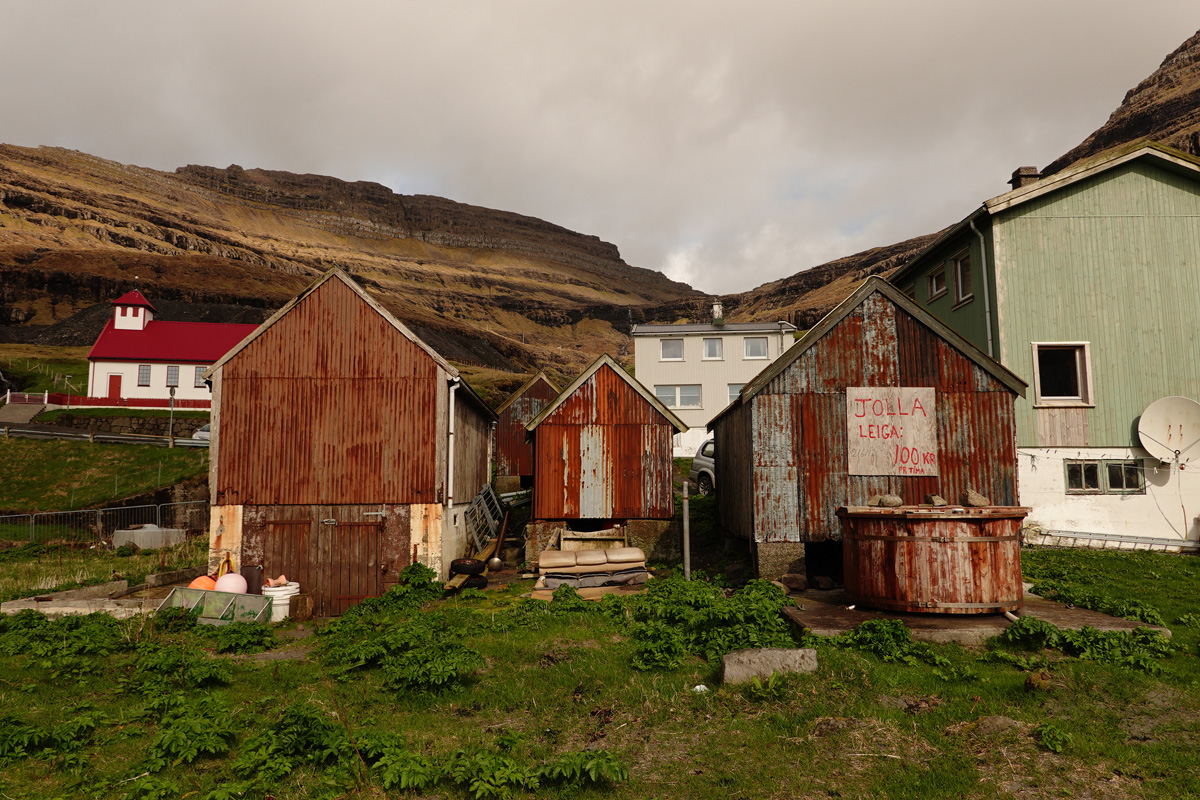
839,506 -> 1028,614
532,363 -> 674,521
496,377 -> 558,479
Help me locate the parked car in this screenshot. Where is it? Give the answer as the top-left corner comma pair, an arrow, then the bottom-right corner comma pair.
192,423 -> 211,441
689,439 -> 715,495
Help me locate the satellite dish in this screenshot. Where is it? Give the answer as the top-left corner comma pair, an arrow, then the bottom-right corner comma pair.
1138,396 -> 1200,465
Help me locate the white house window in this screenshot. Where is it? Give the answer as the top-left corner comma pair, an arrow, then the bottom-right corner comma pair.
928,266 -> 947,300
1065,459 -> 1144,495
660,339 -> 684,361
194,367 -> 206,388
1031,342 -> 1092,406
744,337 -> 768,360
137,365 -> 151,386
655,384 -> 702,408
728,383 -> 743,402
703,338 -> 723,360
166,365 -> 179,387
953,252 -> 972,304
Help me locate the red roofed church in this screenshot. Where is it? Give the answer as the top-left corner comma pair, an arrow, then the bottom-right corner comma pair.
87,291 -> 258,405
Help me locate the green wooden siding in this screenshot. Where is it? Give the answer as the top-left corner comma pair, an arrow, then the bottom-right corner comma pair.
993,161 -> 1200,447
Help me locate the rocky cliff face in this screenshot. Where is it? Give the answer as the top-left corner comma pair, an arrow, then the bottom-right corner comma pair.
1043,29 -> 1200,176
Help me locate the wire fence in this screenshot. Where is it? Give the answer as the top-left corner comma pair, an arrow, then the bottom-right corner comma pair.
0,501 -> 210,544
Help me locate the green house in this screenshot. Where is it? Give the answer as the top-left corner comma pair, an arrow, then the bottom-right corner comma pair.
889,142 -> 1200,549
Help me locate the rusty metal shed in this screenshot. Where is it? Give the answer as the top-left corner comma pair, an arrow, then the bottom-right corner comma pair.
204,268 -> 496,614
494,371 -> 559,492
526,354 -> 687,523
708,277 -> 1026,578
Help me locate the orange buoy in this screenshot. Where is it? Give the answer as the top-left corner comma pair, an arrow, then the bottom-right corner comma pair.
188,575 -> 217,591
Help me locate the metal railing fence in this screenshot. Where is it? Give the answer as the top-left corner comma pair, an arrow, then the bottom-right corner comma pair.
5,500 -> 210,544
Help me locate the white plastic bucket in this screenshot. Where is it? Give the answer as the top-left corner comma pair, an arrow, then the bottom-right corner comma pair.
262,582 -> 301,623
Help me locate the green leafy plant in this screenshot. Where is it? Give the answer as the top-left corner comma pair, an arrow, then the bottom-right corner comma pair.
538,749 -> 629,788
1033,721 -> 1072,753
205,621 -> 278,654
146,714 -> 235,770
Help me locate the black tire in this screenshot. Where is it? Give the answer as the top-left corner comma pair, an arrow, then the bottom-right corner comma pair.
697,474 -> 714,496
461,575 -> 488,590
450,558 -> 485,576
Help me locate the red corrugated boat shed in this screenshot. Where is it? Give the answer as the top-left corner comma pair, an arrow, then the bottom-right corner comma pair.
526,354 -> 687,523
204,268 -> 496,614
708,277 -> 1026,578
494,371 -> 559,486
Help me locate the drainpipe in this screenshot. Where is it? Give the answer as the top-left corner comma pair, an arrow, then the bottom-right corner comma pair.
969,217 -> 995,359
447,377 -> 459,510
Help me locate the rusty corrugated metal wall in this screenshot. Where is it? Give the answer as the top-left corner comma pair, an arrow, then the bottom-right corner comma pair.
496,377 -> 558,478
453,391 -> 493,503
214,276 -> 442,506
720,290 -> 1018,543
714,396 -> 754,538
532,363 -> 675,521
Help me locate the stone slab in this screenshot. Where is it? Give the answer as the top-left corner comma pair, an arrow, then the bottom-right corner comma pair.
0,597 -> 159,619
720,647 -> 818,685
782,589 -> 1170,646
31,580 -> 128,601
113,526 -> 188,550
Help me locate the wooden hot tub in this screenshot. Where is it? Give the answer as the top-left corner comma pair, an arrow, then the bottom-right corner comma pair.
837,506 -> 1029,614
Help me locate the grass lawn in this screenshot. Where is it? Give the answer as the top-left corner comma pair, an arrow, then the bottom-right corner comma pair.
0,539 -> 1197,800
37,408 -> 211,423
0,344 -> 91,395
0,537 -> 208,604
0,438 -> 208,513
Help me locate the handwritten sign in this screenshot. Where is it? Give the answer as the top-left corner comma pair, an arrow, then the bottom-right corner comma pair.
846,387 -> 938,476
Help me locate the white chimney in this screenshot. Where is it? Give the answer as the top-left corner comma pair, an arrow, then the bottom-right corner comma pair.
712,299 -> 724,321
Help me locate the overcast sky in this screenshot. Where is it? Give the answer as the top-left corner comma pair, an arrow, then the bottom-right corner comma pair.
3,2 -> 1198,294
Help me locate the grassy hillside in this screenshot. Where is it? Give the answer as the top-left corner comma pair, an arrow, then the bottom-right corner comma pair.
0,344 -> 90,394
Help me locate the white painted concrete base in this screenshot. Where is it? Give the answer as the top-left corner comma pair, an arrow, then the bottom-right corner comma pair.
1018,446 -> 1200,548
672,427 -> 711,458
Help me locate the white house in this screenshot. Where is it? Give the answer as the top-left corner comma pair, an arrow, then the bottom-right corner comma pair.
631,302 -> 797,455
86,291 -> 259,406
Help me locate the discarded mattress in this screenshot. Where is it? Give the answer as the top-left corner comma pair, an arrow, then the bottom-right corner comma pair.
535,547 -> 649,590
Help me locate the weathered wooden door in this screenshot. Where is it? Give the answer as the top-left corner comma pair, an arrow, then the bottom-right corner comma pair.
244,504 -> 409,617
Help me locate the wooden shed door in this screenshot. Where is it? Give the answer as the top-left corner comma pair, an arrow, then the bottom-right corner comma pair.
256,506 -> 384,617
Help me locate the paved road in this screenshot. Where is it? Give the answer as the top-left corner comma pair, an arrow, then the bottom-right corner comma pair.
0,422 -> 209,449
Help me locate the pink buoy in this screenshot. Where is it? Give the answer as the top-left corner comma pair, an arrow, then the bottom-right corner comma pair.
214,572 -> 248,594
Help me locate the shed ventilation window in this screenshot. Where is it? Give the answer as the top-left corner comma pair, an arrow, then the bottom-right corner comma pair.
1032,342 -> 1092,406
137,365 -> 151,386
744,337 -> 768,359
660,339 -> 684,361
654,384 -> 701,408
953,252 -> 972,304
703,338 -> 723,360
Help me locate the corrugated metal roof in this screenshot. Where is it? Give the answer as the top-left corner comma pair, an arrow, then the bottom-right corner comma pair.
526,353 -> 688,434
494,371 -> 559,415
88,319 -> 259,363
631,321 -> 797,335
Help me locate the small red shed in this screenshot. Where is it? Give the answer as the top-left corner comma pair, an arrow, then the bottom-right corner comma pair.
708,277 -> 1027,579
526,354 -> 687,524
494,371 -> 559,492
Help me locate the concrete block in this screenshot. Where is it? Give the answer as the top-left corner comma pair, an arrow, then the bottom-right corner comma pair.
720,647 -> 818,685
113,525 -> 188,550
34,580 -> 128,601
754,541 -> 805,580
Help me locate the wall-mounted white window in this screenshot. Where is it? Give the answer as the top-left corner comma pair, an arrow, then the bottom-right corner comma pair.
727,383 -> 744,402
953,251 -> 973,305
194,366 -> 207,388
660,338 -> 684,361
137,365 -> 151,386
702,338 -> 723,360
1031,342 -> 1093,407
654,384 -> 702,408
166,365 -> 179,388
928,266 -> 947,300
744,337 -> 768,360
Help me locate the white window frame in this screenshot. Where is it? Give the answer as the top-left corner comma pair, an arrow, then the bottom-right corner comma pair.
194,366 -> 207,388
1031,342 -> 1093,408
702,338 -> 723,361
654,384 -> 702,409
743,337 -> 768,360
660,338 -> 684,361
727,383 -> 744,403
927,265 -> 947,300
166,365 -> 179,388
137,364 -> 151,387
952,250 -> 973,306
